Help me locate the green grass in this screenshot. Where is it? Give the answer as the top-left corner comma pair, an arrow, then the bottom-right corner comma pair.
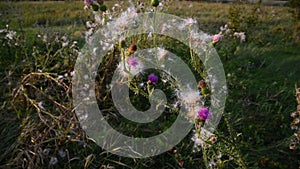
0,1 -> 300,168
0,1 -> 88,27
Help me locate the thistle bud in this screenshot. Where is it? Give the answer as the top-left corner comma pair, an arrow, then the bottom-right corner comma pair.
151,0 -> 159,7
212,34 -> 221,45
209,136 -> 217,143
127,44 -> 137,55
84,0 -> 93,6
119,39 -> 126,49
99,5 -> 107,12
91,4 -> 99,11
198,80 -> 206,89
201,87 -> 210,96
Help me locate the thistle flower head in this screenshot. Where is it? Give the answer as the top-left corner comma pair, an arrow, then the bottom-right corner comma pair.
212,34 -> 221,44
84,0 -> 93,6
148,73 -> 158,84
127,57 -> 140,67
198,107 -> 210,121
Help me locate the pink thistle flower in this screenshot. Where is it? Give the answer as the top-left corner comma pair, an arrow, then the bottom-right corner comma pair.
127,57 -> 140,67
212,34 -> 221,44
84,0 -> 93,6
198,107 -> 210,121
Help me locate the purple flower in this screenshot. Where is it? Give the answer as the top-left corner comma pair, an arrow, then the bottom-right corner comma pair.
127,57 -> 140,67
148,73 -> 158,84
198,107 -> 210,121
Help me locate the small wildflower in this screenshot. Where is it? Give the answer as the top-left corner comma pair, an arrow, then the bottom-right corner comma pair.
148,73 -> 158,84
198,107 -> 210,121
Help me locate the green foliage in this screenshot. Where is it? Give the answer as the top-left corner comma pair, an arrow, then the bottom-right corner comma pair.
288,0 -> 300,19
228,0 -> 261,32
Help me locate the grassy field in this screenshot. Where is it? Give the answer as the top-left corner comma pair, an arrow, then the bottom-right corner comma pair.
0,0 -> 300,168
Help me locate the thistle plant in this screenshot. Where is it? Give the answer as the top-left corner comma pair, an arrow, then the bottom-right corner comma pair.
0,0 -> 250,168
79,0 -> 247,168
